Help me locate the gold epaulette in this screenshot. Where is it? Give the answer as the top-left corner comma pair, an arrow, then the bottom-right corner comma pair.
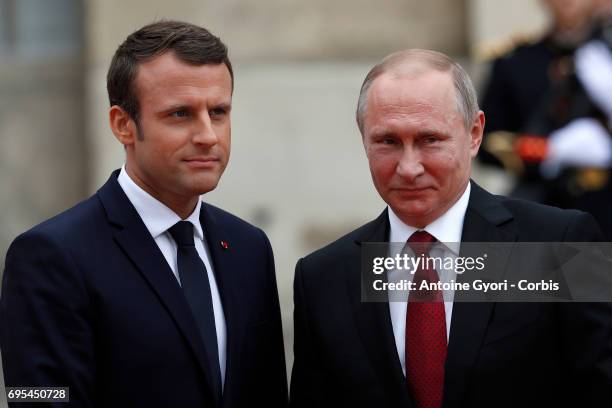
473,31 -> 543,62
483,131 -> 525,175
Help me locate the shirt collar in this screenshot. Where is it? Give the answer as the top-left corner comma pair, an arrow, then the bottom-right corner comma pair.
117,165 -> 204,240
388,182 -> 471,253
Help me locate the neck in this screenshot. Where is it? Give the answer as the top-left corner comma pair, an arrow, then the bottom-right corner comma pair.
125,165 -> 199,220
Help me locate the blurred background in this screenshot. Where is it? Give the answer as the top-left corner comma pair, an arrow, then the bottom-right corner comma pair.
1,0 -> 611,404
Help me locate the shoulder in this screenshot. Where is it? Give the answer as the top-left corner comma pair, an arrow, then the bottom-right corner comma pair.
10,194 -> 104,251
4,195 -> 105,287
298,215 -> 384,272
510,198 -> 600,241
475,187 -> 603,241
202,202 -> 269,243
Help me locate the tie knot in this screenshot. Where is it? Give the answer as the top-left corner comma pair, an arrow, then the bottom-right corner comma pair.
407,230 -> 437,255
168,221 -> 195,247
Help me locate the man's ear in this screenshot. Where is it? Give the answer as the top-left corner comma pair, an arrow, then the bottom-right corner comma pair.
469,110 -> 485,158
109,105 -> 138,146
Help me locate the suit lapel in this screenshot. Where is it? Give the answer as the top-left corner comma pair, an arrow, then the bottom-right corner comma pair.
97,171 -> 219,405
347,210 -> 414,407
198,204 -> 240,408
443,181 -> 517,407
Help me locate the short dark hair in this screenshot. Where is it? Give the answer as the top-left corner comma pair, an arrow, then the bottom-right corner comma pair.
107,20 -> 233,122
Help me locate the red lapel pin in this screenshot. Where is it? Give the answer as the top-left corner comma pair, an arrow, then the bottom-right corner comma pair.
220,240 -> 229,250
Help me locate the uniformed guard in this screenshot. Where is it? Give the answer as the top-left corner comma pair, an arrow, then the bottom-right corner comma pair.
479,0 -> 612,239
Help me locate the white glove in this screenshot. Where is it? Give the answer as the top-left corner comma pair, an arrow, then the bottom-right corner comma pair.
541,118 -> 612,178
575,40 -> 612,122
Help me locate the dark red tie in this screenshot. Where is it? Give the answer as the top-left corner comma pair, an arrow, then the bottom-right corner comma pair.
405,230 -> 447,408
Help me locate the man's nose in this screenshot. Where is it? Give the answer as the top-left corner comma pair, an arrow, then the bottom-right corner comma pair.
192,112 -> 218,146
396,146 -> 425,181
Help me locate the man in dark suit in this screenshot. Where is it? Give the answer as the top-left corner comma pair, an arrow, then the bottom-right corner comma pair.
0,21 -> 287,407
290,49 -> 612,407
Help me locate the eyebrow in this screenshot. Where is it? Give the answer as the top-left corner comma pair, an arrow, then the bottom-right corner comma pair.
368,128 -> 449,139
156,101 -> 232,115
414,129 -> 449,138
158,104 -> 189,113
212,102 -> 232,111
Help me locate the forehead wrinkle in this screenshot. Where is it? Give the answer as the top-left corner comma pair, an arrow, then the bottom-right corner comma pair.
137,73 -> 232,110
372,81 -> 455,111
376,100 -> 457,125
378,101 -> 439,115
144,74 -> 230,92
365,75 -> 462,131
368,113 -> 448,137
365,110 -> 462,143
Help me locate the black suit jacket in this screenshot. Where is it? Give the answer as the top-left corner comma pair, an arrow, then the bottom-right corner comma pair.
0,171 -> 288,408
290,181 -> 612,407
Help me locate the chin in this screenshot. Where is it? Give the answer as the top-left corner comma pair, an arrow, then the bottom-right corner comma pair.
395,206 -> 433,224
196,183 -> 219,195
394,201 -> 430,215
190,174 -> 222,193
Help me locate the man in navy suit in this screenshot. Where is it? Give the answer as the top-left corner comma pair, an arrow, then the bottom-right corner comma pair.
0,21 -> 287,407
290,49 -> 612,407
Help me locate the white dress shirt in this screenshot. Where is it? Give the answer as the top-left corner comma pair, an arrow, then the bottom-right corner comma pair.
117,166 -> 227,388
388,182 -> 470,376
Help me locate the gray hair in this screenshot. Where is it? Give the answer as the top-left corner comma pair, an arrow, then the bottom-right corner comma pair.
356,49 -> 479,133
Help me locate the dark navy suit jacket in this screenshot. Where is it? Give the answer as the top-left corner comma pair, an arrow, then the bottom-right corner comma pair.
0,171 -> 288,408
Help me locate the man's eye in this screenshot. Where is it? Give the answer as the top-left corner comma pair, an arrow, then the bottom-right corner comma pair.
210,108 -> 227,116
423,137 -> 439,144
381,138 -> 396,145
171,110 -> 188,118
